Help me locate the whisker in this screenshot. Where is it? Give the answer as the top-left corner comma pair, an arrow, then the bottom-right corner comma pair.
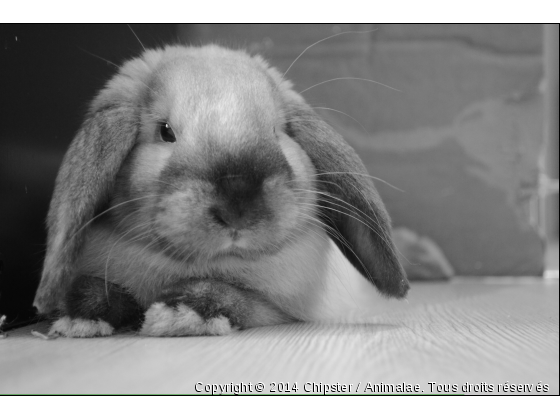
344,181 -> 394,251
320,177 -> 398,257
113,206 -> 146,229
284,220 -> 329,261
281,29 -> 378,80
78,45 -> 159,99
314,171 -> 406,193
311,106 -> 369,134
78,47 -> 119,69
293,188 -> 384,231
306,213 -> 376,285
292,188 -> 403,262
296,180 -> 398,249
152,179 -> 178,189
300,77 -> 401,95
290,215 -> 360,302
292,187 -> 412,264
64,194 -> 162,248
296,200 -> 385,245
299,185 -> 389,241
104,221 -> 154,294
127,24 -> 146,52
131,235 -> 173,283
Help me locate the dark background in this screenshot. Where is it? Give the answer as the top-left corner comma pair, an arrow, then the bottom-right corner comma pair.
0,24 -> 178,329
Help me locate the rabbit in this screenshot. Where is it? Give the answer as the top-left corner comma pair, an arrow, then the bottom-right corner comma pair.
33,44 -> 409,337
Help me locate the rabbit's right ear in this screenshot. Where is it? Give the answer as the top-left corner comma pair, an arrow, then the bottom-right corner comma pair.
34,87 -> 140,314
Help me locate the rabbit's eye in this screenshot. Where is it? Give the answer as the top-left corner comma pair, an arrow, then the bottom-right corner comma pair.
159,122 -> 176,143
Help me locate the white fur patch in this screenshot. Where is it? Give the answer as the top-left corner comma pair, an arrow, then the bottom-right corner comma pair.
49,316 -> 114,338
140,302 -> 236,337
130,143 -> 173,189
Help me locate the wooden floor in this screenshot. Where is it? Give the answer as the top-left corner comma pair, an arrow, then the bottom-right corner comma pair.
1,278 -> 558,395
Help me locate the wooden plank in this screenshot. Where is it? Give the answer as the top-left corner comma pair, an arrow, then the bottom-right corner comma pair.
1,280 -> 557,395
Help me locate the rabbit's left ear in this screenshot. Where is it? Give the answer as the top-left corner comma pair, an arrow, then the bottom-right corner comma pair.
34,102 -> 139,314
258,60 -> 407,297
283,101 -> 409,298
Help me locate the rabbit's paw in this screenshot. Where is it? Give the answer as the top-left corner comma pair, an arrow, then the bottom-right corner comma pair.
140,302 -> 237,337
49,316 -> 114,338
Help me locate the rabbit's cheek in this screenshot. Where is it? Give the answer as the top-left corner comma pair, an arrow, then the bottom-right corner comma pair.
261,180 -> 298,231
278,134 -> 315,192
129,143 -> 174,191
153,186 -> 211,241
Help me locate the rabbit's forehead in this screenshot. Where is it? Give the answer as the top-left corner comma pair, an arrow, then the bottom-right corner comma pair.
149,56 -> 279,131
156,56 -> 274,105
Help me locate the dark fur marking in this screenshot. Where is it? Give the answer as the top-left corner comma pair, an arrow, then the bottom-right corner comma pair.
205,143 -> 294,193
211,175 -> 273,229
65,276 -> 144,330
155,278 -> 282,329
283,121 -> 296,139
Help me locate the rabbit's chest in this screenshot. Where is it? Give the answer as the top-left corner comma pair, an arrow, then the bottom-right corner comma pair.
76,222 -> 335,320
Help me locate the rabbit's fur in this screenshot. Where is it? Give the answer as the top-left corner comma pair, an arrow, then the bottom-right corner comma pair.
34,45 -> 409,337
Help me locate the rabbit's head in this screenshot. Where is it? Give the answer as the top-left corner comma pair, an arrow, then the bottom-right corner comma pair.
34,45 -> 408,314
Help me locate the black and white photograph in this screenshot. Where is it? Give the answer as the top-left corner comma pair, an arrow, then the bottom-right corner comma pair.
0,16 -> 558,404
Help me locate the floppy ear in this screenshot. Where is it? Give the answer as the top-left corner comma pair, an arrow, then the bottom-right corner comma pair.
284,103 -> 409,298
34,100 -> 139,314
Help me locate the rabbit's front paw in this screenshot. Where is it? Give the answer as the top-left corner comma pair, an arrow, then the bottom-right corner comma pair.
49,316 -> 114,338
140,302 -> 237,337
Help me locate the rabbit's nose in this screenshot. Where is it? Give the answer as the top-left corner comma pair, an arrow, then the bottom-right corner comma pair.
209,205 -> 245,229
216,175 -> 262,200
210,175 -> 269,230
208,200 -> 264,230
